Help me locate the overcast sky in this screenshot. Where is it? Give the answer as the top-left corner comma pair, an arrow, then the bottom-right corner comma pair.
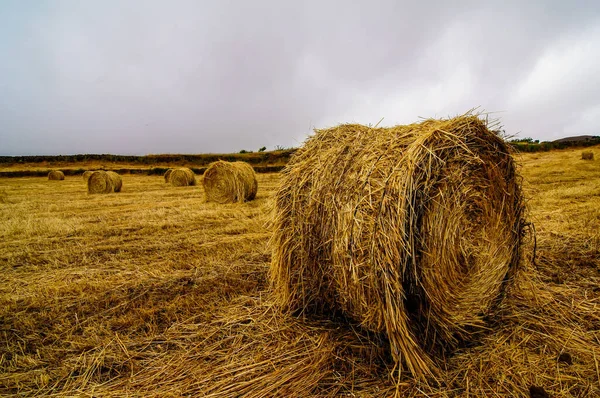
1,1 -> 599,155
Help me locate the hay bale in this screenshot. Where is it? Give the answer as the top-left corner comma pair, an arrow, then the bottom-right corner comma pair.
82,171 -> 94,182
203,161 -> 258,203
48,170 -> 65,180
164,169 -> 174,183
582,151 -> 594,160
87,171 -> 122,194
170,168 -> 196,187
270,114 -> 525,380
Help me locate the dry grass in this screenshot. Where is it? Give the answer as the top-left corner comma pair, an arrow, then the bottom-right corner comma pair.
47,170 -> 65,181
1,145 -> 599,397
203,161 -> 258,204
582,151 -> 594,160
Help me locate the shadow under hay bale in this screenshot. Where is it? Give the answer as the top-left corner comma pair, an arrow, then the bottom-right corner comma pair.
582,151 -> 594,160
170,168 -> 196,187
48,170 -> 65,180
82,170 -> 94,182
164,168 -> 174,183
87,171 -> 122,194
270,113 -> 525,380
203,161 -> 258,203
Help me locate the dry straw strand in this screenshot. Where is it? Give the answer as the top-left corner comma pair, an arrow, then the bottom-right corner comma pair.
48,170 -> 65,180
582,151 -> 594,160
270,113 -> 525,381
87,171 -> 122,194
203,161 -> 258,203
164,168 -> 174,183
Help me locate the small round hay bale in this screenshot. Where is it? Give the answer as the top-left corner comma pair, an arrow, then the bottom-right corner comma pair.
82,171 -> 94,182
87,170 -> 122,194
164,168 -> 174,183
270,114 -> 525,380
582,151 -> 594,160
48,170 -> 65,180
170,168 -> 196,187
203,161 -> 257,203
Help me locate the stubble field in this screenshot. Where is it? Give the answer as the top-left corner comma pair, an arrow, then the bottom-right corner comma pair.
1,146 -> 599,397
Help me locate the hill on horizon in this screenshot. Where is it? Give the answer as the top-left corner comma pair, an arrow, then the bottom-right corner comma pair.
553,135 -> 599,143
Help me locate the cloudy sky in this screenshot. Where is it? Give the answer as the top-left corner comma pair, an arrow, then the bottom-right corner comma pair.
1,1 -> 599,155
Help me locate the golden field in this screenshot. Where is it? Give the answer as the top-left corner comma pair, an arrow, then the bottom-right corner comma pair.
1,146 -> 599,397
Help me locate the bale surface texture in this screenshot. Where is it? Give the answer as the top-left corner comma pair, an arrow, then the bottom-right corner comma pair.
87,171 -> 122,194
164,169 -> 174,183
48,170 -> 64,180
582,151 -> 594,160
82,171 -> 94,181
170,168 -> 196,187
203,161 -> 258,203
270,114 -> 524,379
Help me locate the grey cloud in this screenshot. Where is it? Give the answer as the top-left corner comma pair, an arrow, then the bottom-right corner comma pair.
1,0 -> 599,155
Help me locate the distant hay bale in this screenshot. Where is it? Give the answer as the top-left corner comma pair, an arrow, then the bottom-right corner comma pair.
87,171 -> 122,194
582,151 -> 594,160
164,169 -> 174,183
170,168 -> 196,187
82,171 -> 94,182
48,170 -> 65,180
203,161 -> 258,203
270,114 -> 525,380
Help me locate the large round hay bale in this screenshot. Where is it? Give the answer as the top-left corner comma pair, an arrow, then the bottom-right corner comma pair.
87,170 -> 122,194
582,151 -> 594,160
164,168 -> 174,183
82,171 -> 94,182
203,161 -> 257,203
48,170 -> 65,180
170,168 -> 196,187
270,114 -> 525,379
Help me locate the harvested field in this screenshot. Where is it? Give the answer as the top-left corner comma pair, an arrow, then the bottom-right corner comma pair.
1,145 -> 599,397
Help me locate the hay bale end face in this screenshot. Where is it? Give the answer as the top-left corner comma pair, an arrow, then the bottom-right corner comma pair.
164,169 -> 174,183
87,171 -> 122,194
170,168 -> 196,187
203,161 -> 258,203
82,171 -> 94,182
270,114 -> 525,380
582,151 -> 594,160
48,170 -> 65,180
